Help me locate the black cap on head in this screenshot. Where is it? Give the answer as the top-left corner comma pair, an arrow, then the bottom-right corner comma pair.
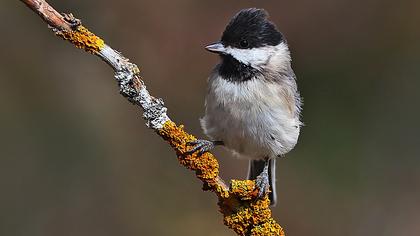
221,8 -> 284,49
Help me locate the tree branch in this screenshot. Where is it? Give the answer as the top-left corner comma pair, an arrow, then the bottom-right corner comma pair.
19,0 -> 285,235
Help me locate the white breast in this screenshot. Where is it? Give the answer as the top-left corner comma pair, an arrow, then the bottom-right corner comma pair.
200,74 -> 301,160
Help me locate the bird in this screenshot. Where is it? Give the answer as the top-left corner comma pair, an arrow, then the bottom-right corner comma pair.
188,8 -> 302,206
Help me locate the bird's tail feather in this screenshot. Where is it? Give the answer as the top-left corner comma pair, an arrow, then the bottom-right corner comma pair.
247,159 -> 277,206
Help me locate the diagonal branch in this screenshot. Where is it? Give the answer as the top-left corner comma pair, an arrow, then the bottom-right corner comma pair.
19,0 -> 285,235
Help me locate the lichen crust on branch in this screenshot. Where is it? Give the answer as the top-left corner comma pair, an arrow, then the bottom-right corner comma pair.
219,180 -> 283,236
159,121 -> 220,181
55,25 -> 105,54
159,121 -> 284,235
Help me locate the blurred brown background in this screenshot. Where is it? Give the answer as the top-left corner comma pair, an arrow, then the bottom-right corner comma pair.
1,0 -> 420,235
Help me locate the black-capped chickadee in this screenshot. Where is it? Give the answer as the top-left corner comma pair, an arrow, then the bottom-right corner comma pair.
189,8 -> 302,206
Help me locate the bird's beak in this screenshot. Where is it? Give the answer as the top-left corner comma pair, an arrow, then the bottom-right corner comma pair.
205,42 -> 226,54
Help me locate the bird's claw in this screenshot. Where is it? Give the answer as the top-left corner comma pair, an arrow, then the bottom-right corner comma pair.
186,139 -> 215,155
255,170 -> 270,199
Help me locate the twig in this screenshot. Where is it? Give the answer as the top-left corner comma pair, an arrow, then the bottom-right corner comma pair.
19,0 -> 285,235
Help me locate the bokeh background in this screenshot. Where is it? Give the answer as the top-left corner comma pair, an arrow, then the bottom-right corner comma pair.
1,0 -> 420,235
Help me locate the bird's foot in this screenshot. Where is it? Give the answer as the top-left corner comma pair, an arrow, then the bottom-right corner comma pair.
186,140 -> 222,155
255,165 -> 270,199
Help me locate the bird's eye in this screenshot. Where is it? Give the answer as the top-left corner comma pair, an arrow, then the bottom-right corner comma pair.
239,39 -> 249,48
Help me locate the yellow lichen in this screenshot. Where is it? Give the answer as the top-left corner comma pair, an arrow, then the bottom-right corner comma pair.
250,219 -> 285,236
221,197 -> 282,236
231,179 -> 256,200
56,26 -> 105,54
159,121 -> 219,181
223,205 -> 253,236
158,120 -> 284,235
215,183 -> 230,199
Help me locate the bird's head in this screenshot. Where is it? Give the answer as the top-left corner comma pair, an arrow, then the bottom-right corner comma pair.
206,8 -> 290,75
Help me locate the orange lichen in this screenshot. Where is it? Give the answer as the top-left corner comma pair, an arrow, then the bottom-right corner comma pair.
250,219 -> 285,236
159,120 -> 284,235
159,121 -> 219,181
221,195 -> 282,236
213,180 -> 230,198
56,25 -> 105,54
223,204 -> 253,235
231,179 -> 256,200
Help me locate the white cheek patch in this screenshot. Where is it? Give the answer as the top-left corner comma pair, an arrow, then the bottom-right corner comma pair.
225,46 -> 271,66
225,42 -> 290,68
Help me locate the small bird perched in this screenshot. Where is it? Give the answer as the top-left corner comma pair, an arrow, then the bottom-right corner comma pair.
188,8 -> 302,205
